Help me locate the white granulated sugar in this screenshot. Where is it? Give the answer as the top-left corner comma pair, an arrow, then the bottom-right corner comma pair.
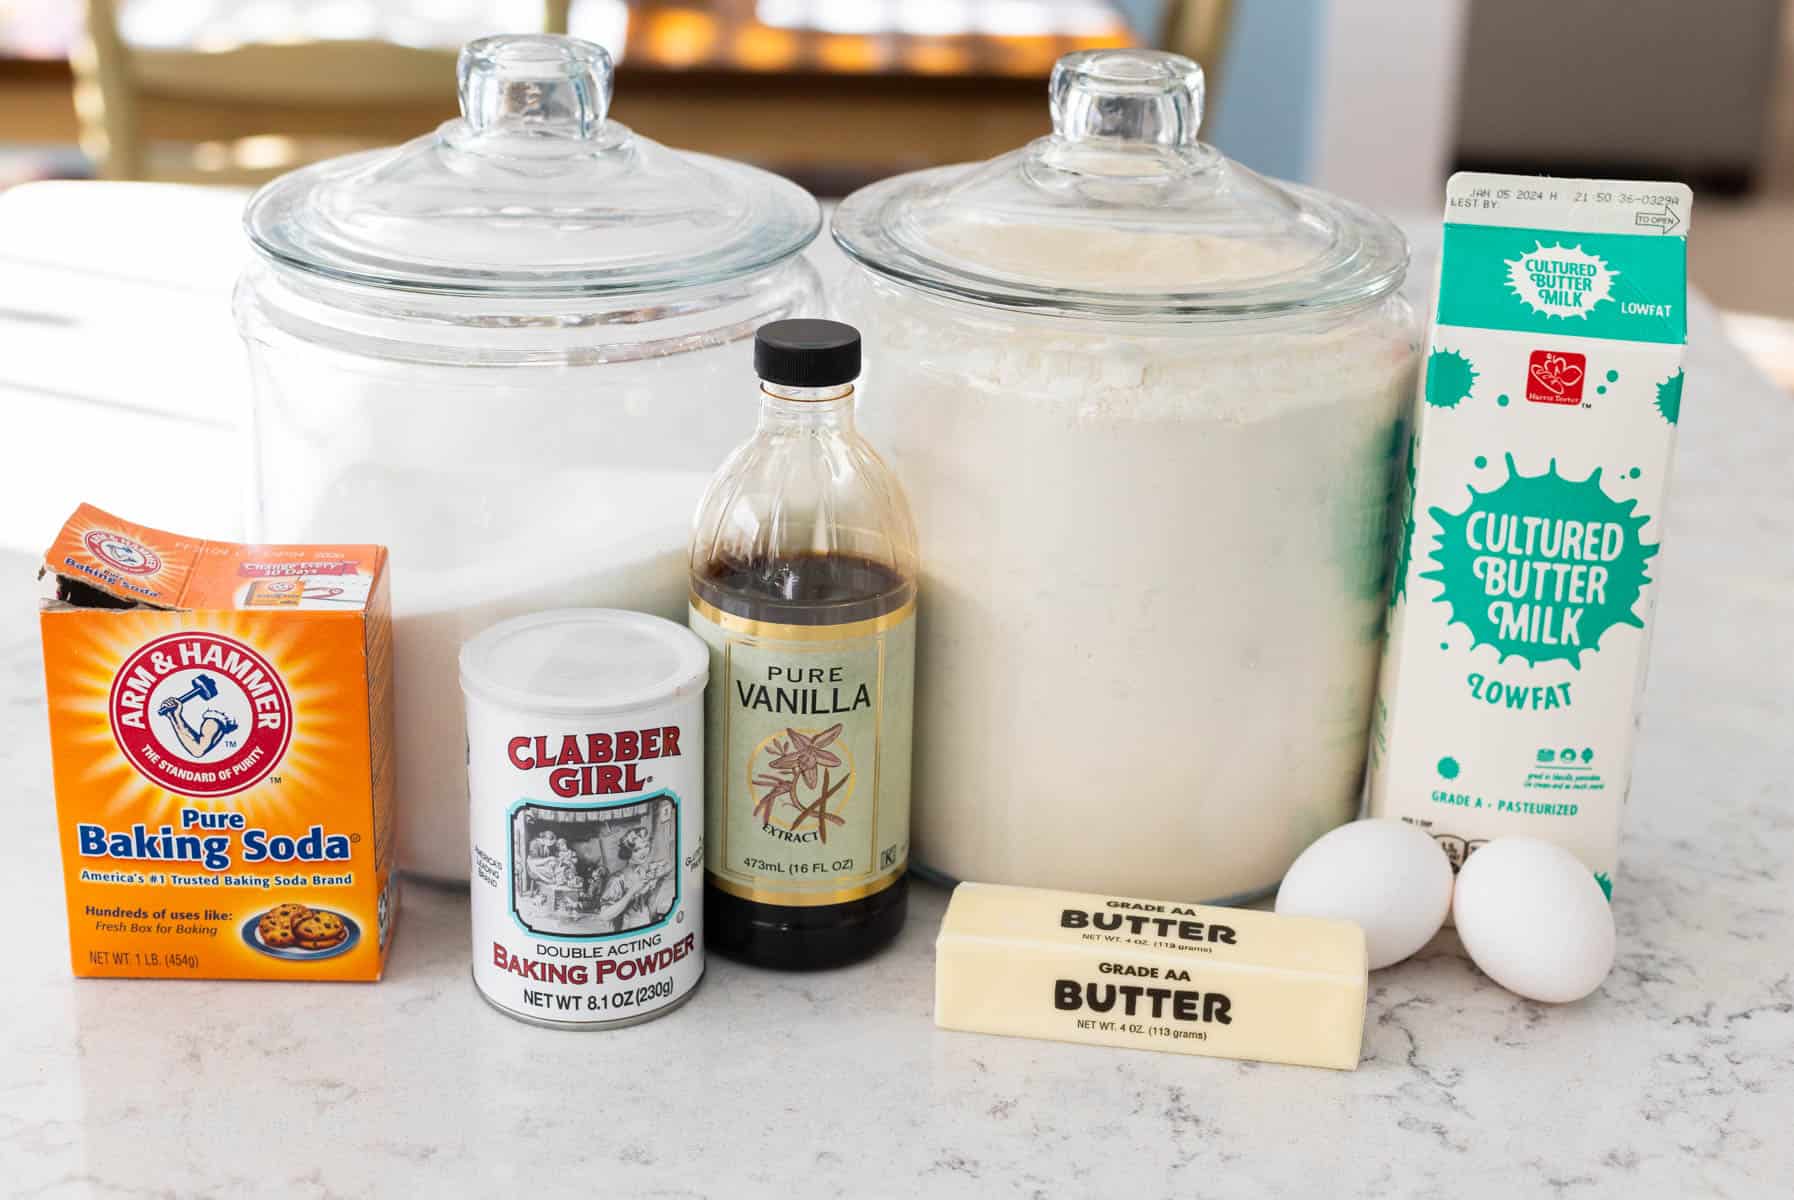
247,319 -> 762,883
277,468 -> 701,882
846,270 -> 1417,902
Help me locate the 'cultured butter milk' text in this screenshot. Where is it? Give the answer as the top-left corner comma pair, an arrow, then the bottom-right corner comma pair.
1368,174 -> 1692,893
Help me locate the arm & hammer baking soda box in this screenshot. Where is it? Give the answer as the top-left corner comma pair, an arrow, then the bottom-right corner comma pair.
1368,174 -> 1691,895
39,505 -> 397,979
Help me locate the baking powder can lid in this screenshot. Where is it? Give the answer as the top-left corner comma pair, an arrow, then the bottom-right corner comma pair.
459,608 -> 709,717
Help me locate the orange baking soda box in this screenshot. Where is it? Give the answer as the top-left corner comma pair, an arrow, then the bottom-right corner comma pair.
39,504 -> 397,980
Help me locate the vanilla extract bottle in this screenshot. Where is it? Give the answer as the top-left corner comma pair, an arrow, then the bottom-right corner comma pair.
689,320 -> 918,969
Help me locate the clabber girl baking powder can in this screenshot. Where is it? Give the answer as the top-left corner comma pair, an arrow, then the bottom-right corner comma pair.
461,609 -> 708,1028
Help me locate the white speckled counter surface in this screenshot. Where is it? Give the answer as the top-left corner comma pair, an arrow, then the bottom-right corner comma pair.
2,188 -> 1791,1197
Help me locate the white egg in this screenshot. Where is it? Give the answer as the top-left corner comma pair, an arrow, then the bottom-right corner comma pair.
1275,818 -> 1454,970
1453,837 -> 1616,1004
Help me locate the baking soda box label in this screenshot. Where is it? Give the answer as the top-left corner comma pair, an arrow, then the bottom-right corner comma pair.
1368,174 -> 1692,891
39,505 -> 397,979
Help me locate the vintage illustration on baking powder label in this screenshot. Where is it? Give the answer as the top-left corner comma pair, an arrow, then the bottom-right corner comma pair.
690,603 -> 914,906
468,704 -> 704,1024
508,794 -> 680,939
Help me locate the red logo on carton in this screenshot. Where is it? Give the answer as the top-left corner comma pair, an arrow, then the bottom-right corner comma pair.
108,632 -> 293,798
1527,350 -> 1587,406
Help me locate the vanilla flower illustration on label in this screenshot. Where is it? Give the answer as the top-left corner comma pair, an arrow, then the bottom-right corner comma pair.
1421,456 -> 1656,668
749,724 -> 852,841
1505,242 -> 1617,320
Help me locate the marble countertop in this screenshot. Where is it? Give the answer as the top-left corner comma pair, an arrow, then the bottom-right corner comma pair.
2,185 -> 1792,1198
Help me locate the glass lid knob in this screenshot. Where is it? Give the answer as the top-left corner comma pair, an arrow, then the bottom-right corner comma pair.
1049,50 -> 1205,147
457,34 -> 612,140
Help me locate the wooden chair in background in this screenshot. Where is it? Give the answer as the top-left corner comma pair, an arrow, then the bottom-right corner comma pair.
603,0 -> 1232,187
65,1 -> 1231,189
71,0 -> 570,184
1160,0 -> 1234,118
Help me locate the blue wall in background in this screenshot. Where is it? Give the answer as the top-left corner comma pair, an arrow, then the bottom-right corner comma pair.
1202,0 -> 1324,182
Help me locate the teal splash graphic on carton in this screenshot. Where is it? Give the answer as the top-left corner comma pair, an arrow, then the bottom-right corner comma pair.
1422,456 -> 1658,667
1425,348 -> 1478,409
1656,369 -> 1684,425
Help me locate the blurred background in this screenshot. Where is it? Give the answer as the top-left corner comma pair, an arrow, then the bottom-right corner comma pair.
0,0 -> 1789,382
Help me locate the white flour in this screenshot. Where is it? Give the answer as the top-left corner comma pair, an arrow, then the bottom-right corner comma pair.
843,271 -> 1417,902
923,224 -> 1312,293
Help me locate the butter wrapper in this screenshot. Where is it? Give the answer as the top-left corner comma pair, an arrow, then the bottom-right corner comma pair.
935,883 -> 1367,1070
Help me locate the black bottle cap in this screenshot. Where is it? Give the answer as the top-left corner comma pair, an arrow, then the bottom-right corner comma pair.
754,319 -> 861,387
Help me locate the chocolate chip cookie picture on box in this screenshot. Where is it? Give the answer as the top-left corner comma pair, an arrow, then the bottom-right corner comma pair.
242,902 -> 361,961
511,796 -> 678,938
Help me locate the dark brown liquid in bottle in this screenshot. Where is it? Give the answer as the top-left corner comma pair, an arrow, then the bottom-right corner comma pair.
697,551 -> 913,971
694,551 -> 913,625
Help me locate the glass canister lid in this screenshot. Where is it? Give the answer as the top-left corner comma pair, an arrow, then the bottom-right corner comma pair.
245,35 -> 819,297
832,50 -> 1406,320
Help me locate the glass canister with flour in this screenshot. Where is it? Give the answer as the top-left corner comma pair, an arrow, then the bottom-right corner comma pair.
235,35 -> 821,882
832,50 -> 1418,902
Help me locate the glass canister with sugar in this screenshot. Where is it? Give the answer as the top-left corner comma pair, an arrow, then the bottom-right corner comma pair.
236,34 -> 822,883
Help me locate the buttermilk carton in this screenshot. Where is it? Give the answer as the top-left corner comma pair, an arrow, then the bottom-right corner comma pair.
1368,174 -> 1692,895
39,505 -> 397,979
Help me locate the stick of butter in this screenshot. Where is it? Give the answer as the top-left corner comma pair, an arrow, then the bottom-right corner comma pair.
934,882 -> 1368,1070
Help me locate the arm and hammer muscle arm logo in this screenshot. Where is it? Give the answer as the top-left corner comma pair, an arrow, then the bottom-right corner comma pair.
108,632 -> 294,797
83,529 -> 162,575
